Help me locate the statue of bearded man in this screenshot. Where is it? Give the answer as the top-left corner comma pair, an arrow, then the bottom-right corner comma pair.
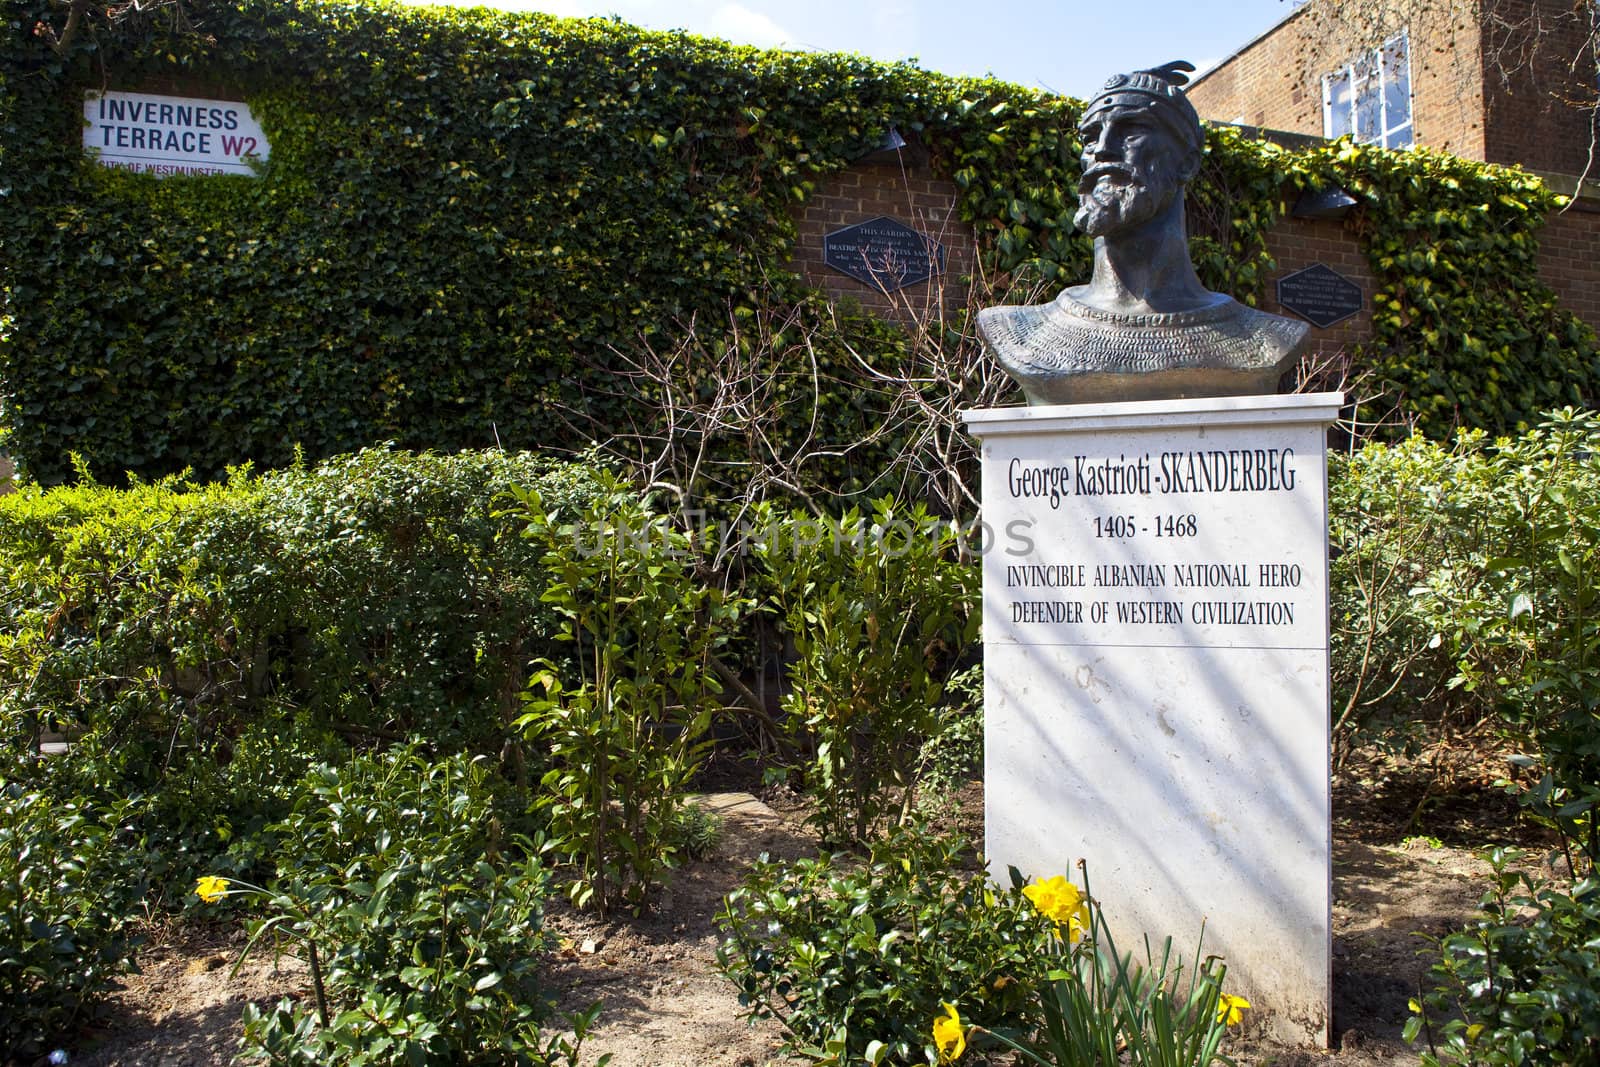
977,61 -> 1309,405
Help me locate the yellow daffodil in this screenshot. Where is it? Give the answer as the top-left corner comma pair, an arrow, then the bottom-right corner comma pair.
1216,992 -> 1251,1027
1022,875 -> 1090,941
194,875 -> 229,903
932,1001 -> 966,1063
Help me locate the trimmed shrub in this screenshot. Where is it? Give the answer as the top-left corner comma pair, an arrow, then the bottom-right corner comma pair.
0,447 -> 608,883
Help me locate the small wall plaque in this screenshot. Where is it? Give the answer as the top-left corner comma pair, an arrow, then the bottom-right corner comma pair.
823,215 -> 945,293
1276,263 -> 1363,329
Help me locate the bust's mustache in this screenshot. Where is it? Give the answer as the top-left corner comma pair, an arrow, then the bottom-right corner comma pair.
1078,162 -> 1139,194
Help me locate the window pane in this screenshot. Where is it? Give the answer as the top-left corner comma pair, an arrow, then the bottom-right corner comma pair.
1386,124 -> 1413,148
1355,77 -> 1380,141
1382,35 -> 1411,134
1325,72 -> 1353,138
1352,51 -> 1376,85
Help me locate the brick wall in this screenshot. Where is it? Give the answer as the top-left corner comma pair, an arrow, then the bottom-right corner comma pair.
1480,0 -> 1600,175
1187,0 -> 1488,160
1538,197 -> 1600,328
789,157 -> 977,321
1260,215 -> 1377,374
1189,0 -> 1597,174
1185,5 -> 1327,135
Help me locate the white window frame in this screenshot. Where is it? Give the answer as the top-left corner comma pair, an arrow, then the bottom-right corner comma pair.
1322,31 -> 1413,149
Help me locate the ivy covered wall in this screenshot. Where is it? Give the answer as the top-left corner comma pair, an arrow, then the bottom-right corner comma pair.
1,0 -> 1595,486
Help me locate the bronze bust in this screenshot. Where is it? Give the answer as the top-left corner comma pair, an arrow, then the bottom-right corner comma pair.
978,61 -> 1309,405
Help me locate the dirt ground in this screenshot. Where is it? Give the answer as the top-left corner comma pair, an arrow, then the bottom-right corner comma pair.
48,742 -> 1548,1067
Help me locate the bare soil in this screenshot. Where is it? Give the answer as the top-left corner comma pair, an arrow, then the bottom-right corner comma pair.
42,741 -> 1551,1067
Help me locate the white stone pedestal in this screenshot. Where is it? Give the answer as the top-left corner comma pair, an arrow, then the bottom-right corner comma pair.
962,392 -> 1343,1046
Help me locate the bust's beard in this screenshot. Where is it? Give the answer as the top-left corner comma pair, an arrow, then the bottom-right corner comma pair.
1073,172 -> 1174,237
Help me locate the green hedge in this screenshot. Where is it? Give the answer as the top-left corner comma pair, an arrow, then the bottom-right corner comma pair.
2,0 -> 1595,487
0,447 -> 607,850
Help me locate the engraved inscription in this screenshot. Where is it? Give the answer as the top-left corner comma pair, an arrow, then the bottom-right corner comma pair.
823,215 -> 945,292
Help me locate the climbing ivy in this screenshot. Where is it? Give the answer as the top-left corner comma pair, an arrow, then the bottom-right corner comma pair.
0,0 -> 1593,485
1329,142 -> 1596,434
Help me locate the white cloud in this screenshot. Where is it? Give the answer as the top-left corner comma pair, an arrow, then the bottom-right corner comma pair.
705,3 -> 794,49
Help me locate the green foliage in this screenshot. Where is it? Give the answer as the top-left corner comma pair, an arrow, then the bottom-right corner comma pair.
717,830 -> 1241,1067
1336,414 -> 1600,1062
1331,143 -> 1598,437
0,0 -> 948,486
0,785 -> 149,1057
752,500 -> 979,844
1406,850 -> 1600,1065
670,802 -> 724,862
509,476 -> 746,915
249,448 -> 605,759
1328,413 -> 1600,789
3,0 -> 1592,489
983,868 -> 1239,1067
715,821 -> 1051,1065
935,89 -> 1085,285
915,664 -> 984,809
1327,432 -> 1494,752
230,746 -> 592,1066
1404,410 -> 1600,872
0,448 -> 607,884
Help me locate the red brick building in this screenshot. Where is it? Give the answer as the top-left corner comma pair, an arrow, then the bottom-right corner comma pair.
1186,0 -> 1598,177
1183,0 -> 1600,338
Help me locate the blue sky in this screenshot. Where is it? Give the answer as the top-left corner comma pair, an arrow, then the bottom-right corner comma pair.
392,0 -> 1301,100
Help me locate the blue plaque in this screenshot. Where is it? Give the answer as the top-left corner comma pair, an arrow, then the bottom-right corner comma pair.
823,215 -> 946,293
1276,263 -> 1363,329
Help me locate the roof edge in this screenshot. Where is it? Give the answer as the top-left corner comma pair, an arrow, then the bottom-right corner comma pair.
1530,169 -> 1600,206
1188,1 -> 1317,90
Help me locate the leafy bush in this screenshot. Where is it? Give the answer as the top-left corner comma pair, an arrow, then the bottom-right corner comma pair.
0,785 -> 148,1057
0,448 -> 607,884
915,664 -> 984,810
510,476 -> 746,914
716,822 -> 1050,1064
250,448 -> 607,766
753,500 -> 979,844
1404,411 -> 1600,871
718,828 -> 1246,1067
1354,414 -> 1600,1063
225,746 -> 589,1066
1328,410 -> 1600,828
1406,850 -> 1600,1065
1327,430 -> 1496,753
